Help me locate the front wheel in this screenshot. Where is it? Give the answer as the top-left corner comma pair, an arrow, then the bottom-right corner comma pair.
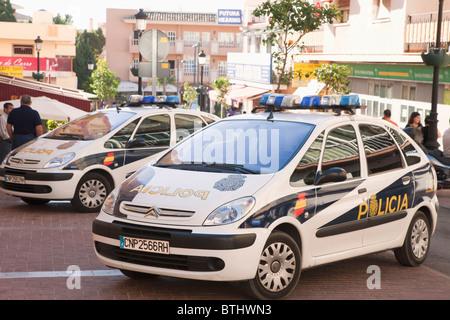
71,172 -> 112,213
394,211 -> 431,267
244,231 -> 301,300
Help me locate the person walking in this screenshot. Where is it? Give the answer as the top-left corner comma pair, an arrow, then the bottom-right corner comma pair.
382,109 -> 398,126
7,95 -> 43,150
0,102 -> 14,162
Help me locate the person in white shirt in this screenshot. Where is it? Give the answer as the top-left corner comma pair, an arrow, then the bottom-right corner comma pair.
443,127 -> 450,157
0,102 -> 14,163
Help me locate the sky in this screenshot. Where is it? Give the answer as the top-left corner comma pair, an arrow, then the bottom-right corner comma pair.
14,0 -> 247,30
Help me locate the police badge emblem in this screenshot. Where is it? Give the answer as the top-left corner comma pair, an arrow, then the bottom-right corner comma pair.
213,175 -> 246,192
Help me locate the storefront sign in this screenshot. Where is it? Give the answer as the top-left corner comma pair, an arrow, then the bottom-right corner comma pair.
293,63 -> 321,87
0,56 -> 72,72
0,66 -> 23,78
217,9 -> 242,25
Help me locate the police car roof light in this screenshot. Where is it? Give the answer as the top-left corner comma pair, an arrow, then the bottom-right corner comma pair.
321,95 -> 341,106
142,95 -> 155,103
281,95 -> 302,107
165,96 -> 180,103
259,93 -> 272,105
340,94 -> 360,106
273,95 -> 287,107
266,93 -> 285,106
301,95 -> 321,107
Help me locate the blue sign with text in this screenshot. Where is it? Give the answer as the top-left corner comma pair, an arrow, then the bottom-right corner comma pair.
218,9 -> 242,25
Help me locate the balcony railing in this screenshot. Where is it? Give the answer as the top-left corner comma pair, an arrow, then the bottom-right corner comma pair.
405,11 -> 450,52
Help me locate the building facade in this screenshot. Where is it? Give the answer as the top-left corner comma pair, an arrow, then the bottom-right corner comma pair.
0,10 -> 77,89
105,8 -> 243,97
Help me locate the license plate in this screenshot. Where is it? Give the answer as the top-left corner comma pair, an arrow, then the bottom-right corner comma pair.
5,175 -> 25,184
120,236 -> 170,255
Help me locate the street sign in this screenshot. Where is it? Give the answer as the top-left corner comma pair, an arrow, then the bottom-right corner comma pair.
138,62 -> 170,78
139,30 -> 170,62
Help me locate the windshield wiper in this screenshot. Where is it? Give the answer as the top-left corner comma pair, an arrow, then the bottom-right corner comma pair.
155,162 -> 257,174
203,163 -> 258,174
57,133 -> 87,140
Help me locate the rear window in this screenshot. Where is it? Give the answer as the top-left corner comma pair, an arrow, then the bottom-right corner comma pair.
46,111 -> 136,141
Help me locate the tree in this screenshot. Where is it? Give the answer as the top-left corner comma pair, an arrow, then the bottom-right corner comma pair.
157,75 -> 176,96
53,13 -> 73,25
212,77 -> 231,117
253,0 -> 340,92
90,60 -> 119,104
313,63 -> 351,95
0,0 -> 16,22
182,82 -> 198,109
73,37 -> 96,90
78,29 -> 106,58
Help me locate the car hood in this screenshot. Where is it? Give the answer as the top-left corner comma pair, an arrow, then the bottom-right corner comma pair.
6,137 -> 91,169
115,165 -> 275,226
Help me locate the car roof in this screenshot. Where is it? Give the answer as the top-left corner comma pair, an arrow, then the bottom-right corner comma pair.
100,106 -> 217,118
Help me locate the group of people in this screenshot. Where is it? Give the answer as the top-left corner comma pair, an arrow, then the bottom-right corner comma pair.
382,109 -> 450,157
0,95 -> 43,163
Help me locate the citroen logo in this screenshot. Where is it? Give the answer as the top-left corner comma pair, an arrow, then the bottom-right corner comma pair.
144,206 -> 162,218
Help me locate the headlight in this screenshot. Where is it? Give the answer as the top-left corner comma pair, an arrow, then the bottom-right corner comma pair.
102,187 -> 120,215
204,197 -> 255,226
44,152 -> 75,169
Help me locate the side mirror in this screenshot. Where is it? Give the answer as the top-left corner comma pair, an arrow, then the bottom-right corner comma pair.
316,167 -> 347,185
126,138 -> 146,149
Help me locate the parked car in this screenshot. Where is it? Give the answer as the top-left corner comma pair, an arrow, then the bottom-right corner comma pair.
92,94 -> 438,299
0,98 -> 218,212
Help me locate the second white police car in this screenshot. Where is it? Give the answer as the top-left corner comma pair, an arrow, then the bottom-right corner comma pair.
92,93 -> 438,299
0,96 -> 218,212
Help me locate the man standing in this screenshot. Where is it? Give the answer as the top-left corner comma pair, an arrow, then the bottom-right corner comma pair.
382,109 -> 398,126
0,102 -> 14,162
7,95 -> 43,149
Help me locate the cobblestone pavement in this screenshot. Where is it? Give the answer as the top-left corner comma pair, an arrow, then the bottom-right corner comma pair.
0,191 -> 449,300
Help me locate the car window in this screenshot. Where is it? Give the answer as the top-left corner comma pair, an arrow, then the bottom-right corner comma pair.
104,119 -> 139,149
359,124 -> 403,174
290,132 -> 324,187
175,114 -> 206,143
388,127 -> 421,166
133,114 -> 171,148
321,125 -> 361,180
46,111 -> 136,141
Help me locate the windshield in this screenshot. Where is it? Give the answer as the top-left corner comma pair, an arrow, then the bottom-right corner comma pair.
46,111 -> 136,141
157,119 -> 314,174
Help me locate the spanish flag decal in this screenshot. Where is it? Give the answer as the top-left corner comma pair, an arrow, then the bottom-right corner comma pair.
103,153 -> 115,166
294,193 -> 306,217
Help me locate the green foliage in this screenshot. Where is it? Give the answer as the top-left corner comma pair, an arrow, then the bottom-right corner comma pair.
46,120 -> 66,131
77,29 -> 106,58
0,0 -> 16,22
253,0 -> 341,92
182,82 -> 198,109
313,63 -> 351,95
73,37 -> 96,90
212,77 -> 231,115
53,13 -> 73,25
90,60 -> 119,103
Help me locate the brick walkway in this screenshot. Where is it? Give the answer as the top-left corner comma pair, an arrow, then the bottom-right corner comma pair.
0,191 -> 449,300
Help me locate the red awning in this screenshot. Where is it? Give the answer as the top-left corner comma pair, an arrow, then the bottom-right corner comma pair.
209,85 -> 270,105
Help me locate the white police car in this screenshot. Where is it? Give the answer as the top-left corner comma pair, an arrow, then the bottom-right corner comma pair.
0,96 -> 218,212
92,94 -> 438,299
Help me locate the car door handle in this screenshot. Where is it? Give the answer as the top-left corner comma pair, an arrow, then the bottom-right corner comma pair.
402,176 -> 411,185
358,188 -> 367,194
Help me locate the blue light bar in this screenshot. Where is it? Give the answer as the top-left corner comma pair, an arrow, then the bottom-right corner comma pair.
142,95 -> 155,103
301,95 -> 321,106
260,93 -> 272,105
340,94 -> 360,106
321,95 -> 341,106
273,95 -> 287,107
166,96 -> 180,103
266,94 -> 286,106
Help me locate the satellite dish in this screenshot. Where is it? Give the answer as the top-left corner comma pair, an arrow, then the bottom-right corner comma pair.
139,29 -> 170,62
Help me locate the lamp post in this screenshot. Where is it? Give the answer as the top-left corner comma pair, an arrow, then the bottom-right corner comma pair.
198,50 -> 207,112
135,9 -> 148,95
192,42 -> 200,87
88,59 -> 95,73
424,0 -> 444,150
34,36 -> 43,81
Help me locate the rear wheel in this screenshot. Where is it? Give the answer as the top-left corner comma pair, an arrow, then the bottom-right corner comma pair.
394,211 -> 431,267
71,172 -> 112,213
244,231 -> 301,300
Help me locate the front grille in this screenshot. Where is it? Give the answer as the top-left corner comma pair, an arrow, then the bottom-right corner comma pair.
9,158 -> 40,165
95,242 -> 225,272
121,202 -> 195,218
0,181 -> 52,194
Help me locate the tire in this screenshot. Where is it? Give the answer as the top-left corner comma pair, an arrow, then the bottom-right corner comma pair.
244,231 -> 301,300
71,172 -> 112,213
394,211 -> 431,267
20,197 -> 50,205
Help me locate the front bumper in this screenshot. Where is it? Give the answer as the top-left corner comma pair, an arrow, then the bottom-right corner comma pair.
0,166 -> 78,199
92,214 -> 267,281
